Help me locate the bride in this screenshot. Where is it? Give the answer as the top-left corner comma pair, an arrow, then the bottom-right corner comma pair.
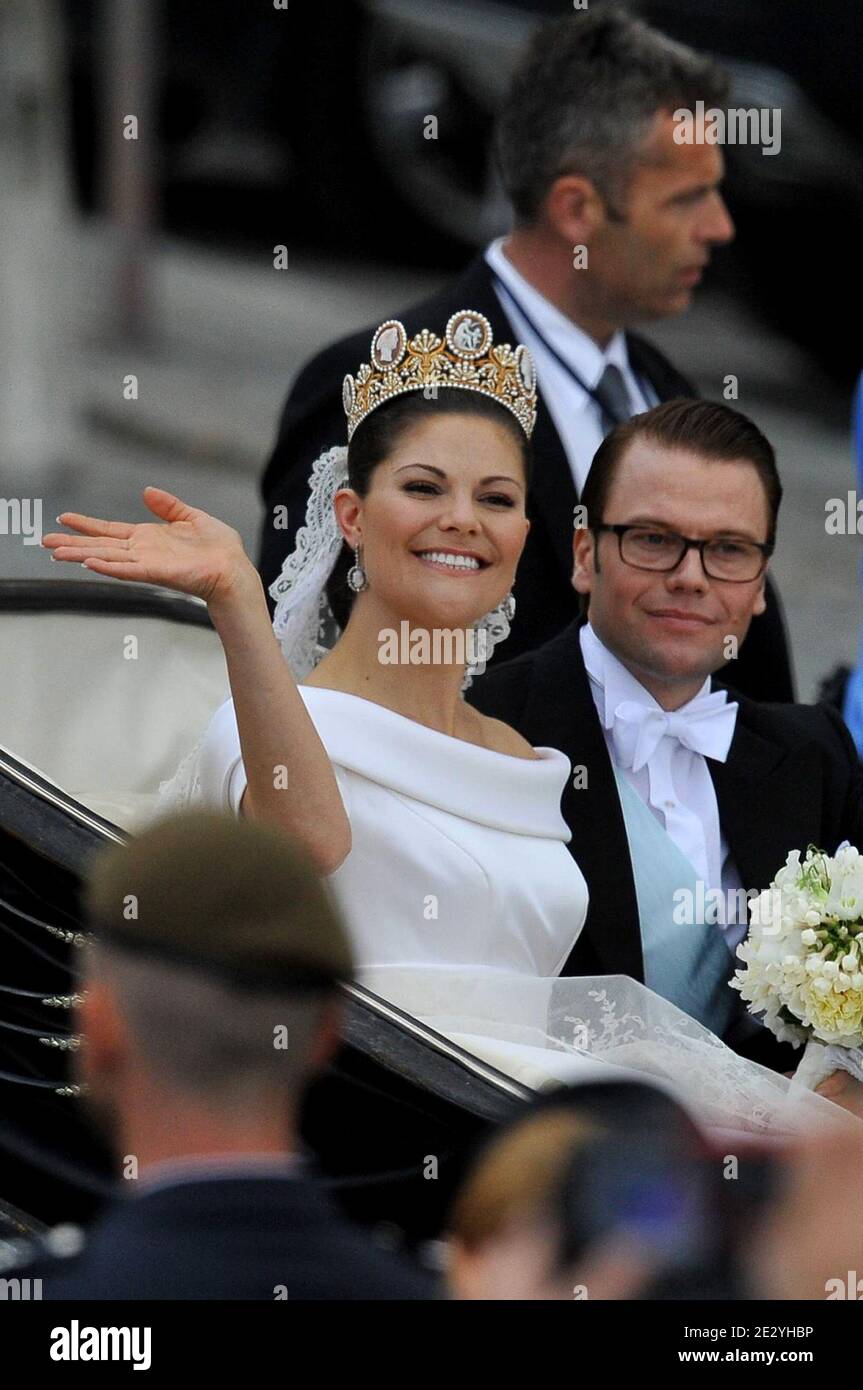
42,312 -> 847,1135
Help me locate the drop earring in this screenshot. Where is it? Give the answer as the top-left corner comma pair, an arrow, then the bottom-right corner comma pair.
347,544 -> 368,593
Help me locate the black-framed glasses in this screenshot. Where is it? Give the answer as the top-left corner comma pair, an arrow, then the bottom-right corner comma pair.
592,524 -> 773,583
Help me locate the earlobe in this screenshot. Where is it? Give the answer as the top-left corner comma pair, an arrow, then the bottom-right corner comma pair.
752,577 -> 768,617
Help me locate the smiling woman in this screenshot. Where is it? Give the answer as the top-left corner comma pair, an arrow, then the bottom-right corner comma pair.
43,312 -> 541,877
325,388 -> 532,633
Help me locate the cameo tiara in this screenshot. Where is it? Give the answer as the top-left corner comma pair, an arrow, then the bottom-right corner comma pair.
342,310 -> 537,440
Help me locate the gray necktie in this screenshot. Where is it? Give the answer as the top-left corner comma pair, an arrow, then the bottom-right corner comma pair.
594,363 -> 633,435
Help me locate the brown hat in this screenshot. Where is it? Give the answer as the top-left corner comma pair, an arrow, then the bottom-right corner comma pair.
84,810 -> 354,991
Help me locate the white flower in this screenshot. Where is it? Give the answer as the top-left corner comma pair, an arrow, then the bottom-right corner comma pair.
733,844 -> 863,1049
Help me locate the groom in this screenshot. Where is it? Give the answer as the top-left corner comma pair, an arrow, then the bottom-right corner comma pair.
469,399 -> 863,1076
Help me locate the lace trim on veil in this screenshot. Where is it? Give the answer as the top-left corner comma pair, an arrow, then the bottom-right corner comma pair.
270,445 -> 350,680
358,967 -> 850,1137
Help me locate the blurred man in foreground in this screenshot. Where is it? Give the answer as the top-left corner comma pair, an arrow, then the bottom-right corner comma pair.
5,811 -> 435,1299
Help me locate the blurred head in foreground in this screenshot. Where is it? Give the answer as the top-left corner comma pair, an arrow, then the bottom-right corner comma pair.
77,810 -> 353,1172
446,1081 -> 766,1300
447,1106 -> 604,1299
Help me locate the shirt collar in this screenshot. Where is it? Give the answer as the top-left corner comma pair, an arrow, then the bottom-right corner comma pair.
134,1151 -> 305,1196
580,622 -> 714,731
485,237 -> 630,390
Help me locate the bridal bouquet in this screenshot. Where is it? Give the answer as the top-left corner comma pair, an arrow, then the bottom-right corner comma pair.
731,843 -> 863,1090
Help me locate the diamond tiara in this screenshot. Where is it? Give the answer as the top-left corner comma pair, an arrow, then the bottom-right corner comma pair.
342,309 -> 537,440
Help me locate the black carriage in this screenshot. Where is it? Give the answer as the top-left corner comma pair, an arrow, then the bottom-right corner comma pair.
0,579 -> 528,1244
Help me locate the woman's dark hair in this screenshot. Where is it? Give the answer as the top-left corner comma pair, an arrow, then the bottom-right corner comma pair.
327,388 -> 532,629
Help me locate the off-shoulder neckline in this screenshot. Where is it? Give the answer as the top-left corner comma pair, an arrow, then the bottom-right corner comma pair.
299,684 -> 550,765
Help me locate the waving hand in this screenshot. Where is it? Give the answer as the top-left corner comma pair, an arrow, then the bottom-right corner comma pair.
42,487 -> 253,606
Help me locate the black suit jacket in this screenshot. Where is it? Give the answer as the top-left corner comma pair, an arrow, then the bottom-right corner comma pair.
259,254 -> 794,702
8,1173 -> 437,1300
468,620 -> 863,1071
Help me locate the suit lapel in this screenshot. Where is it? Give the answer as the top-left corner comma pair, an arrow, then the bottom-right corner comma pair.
709,707 -> 825,892
519,623 -> 644,980
625,331 -> 698,400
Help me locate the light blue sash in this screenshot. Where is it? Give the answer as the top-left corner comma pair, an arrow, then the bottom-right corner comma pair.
612,764 -> 739,1037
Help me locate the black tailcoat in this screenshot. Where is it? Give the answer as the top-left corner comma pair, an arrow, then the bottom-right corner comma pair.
468,620 -> 863,1071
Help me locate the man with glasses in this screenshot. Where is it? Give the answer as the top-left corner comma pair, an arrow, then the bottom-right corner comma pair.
469,400 -> 863,1079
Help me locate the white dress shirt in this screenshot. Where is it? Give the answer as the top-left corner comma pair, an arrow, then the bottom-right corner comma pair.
484,237 -> 657,493
580,623 -> 749,951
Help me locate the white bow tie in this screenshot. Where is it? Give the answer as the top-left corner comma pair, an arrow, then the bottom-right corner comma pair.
610,690 -> 738,774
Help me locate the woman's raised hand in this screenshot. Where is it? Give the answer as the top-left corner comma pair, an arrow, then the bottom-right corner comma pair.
42,487 -> 256,607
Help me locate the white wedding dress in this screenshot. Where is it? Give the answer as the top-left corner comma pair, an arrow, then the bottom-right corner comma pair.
162,686 -> 840,1137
